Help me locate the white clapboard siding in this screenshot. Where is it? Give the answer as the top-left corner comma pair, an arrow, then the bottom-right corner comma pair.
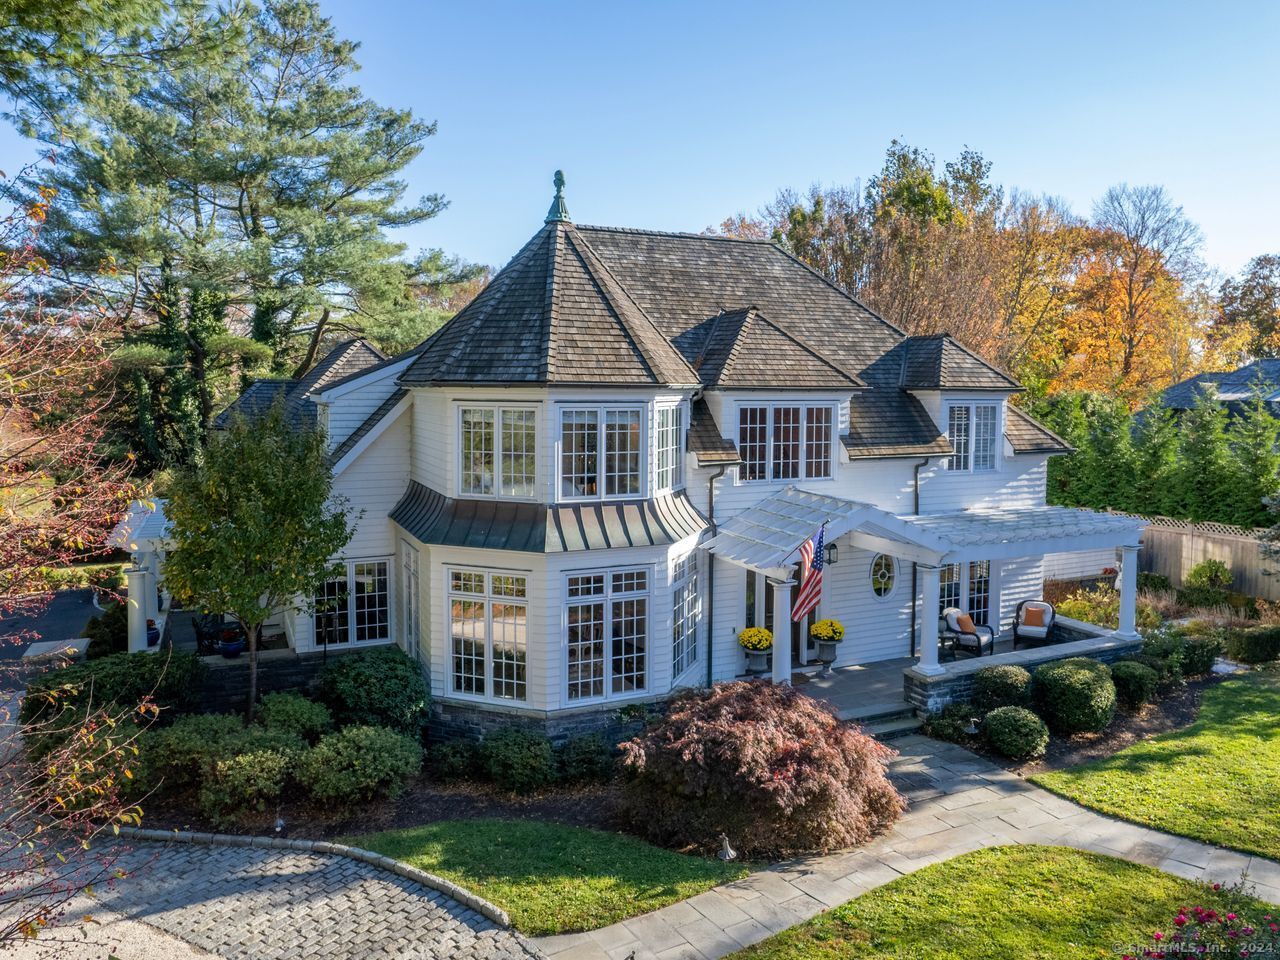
1042,548 -> 1118,581
324,370 -> 403,450
997,556 -> 1046,633
333,414 -> 410,559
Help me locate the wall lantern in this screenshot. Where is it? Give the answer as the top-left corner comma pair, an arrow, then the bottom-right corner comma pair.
824,543 -> 839,566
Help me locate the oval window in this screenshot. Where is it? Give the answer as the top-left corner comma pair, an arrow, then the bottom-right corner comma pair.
870,554 -> 896,597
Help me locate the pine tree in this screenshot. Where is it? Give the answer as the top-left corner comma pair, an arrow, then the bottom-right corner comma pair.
1073,395 -> 1137,511
1131,405 -> 1180,517
1227,389 -> 1280,528
1175,388 -> 1236,522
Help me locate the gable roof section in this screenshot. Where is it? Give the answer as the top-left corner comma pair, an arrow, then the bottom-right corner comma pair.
893,334 -> 1021,391
1005,406 -> 1073,455
844,389 -> 952,459
400,223 -> 699,387
327,388 -> 409,469
690,307 -> 864,389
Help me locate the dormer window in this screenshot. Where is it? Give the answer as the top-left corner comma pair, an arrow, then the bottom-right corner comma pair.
737,404 -> 834,482
560,405 -> 645,500
460,407 -> 537,497
946,402 -> 1000,472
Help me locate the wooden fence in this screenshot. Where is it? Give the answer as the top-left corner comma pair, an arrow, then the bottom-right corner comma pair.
1125,513 -> 1280,601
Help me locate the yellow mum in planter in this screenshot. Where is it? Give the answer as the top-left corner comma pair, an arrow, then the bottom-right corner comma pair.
809,619 -> 845,643
738,627 -> 773,651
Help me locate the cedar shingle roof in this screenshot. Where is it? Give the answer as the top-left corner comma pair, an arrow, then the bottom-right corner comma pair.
688,397 -> 740,466
844,390 -> 953,459
891,334 -> 1021,391
400,223 -> 699,387
690,307 -> 863,389
1006,406 -> 1073,455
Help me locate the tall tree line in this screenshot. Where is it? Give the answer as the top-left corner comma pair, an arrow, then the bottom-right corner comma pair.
3,0 -> 483,467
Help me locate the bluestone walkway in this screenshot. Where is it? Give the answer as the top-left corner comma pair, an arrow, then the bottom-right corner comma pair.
535,735 -> 1280,960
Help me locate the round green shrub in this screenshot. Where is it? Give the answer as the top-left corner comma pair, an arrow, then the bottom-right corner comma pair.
258,692 -> 333,743
556,734 -> 615,783
971,665 -> 1033,713
1185,559 -> 1231,591
1136,571 -> 1172,592
1224,625 -> 1280,664
1033,657 -> 1117,734
315,647 -> 428,735
198,749 -> 295,824
481,728 -> 557,793
298,725 -> 422,808
920,703 -> 977,744
981,707 -> 1049,760
427,739 -> 482,782
1110,661 -> 1159,708
83,601 -> 129,660
138,713 -> 305,798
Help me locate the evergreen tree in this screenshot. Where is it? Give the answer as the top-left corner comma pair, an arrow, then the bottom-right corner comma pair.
1033,393 -> 1088,507
1131,405 -> 1181,517
1227,389 -> 1280,528
1072,394 -> 1137,511
1175,388 -> 1236,522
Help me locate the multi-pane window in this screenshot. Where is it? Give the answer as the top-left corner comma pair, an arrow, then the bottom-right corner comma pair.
448,569 -> 528,701
870,554 -> 896,597
460,407 -> 537,497
656,405 -> 685,491
566,568 -> 648,700
738,405 -> 835,482
937,560 -> 991,625
946,403 -> 999,472
939,562 -> 962,616
400,541 -> 420,660
672,554 -> 699,677
560,406 -> 644,499
968,561 -> 991,626
314,559 -> 390,646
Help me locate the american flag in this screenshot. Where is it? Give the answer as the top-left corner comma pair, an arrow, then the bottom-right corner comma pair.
792,525 -> 825,621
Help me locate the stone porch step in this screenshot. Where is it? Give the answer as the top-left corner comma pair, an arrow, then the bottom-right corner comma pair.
863,714 -> 924,741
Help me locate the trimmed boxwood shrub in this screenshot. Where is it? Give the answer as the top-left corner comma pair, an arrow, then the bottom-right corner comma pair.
315,647 -> 428,735
198,749 -> 295,824
20,649 -> 205,725
1137,572 -> 1172,592
920,703 -> 976,744
1033,657 -> 1117,734
1224,625 -> 1280,664
298,725 -> 422,808
556,734 -> 614,783
617,680 -> 904,858
481,728 -> 557,793
427,739 -> 483,782
981,706 -> 1048,760
1110,661 -> 1159,709
83,601 -> 129,660
258,692 -> 333,743
971,665 -> 1033,713
138,713 -> 305,798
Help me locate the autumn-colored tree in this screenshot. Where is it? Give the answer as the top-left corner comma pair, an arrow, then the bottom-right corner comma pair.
1217,253 -> 1280,361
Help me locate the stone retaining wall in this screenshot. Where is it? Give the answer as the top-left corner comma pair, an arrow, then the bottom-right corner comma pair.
430,697 -> 655,746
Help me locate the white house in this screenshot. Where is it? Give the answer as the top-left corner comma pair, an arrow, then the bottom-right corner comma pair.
131,173 -> 1145,737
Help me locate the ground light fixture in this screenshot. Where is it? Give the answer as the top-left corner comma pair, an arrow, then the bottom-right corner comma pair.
718,834 -> 738,862
965,717 -> 981,736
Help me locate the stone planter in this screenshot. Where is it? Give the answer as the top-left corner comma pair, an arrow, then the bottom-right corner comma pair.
815,640 -> 840,677
744,648 -> 771,676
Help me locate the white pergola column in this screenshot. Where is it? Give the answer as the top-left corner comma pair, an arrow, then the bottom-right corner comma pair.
125,565 -> 149,653
141,550 -> 160,623
770,578 -> 795,685
1115,544 -> 1141,639
916,564 -> 945,676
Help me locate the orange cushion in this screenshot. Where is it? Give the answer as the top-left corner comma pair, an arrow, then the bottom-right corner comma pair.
1023,607 -> 1046,627
956,614 -> 977,634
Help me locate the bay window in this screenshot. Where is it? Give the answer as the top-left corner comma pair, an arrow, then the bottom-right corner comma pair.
448,569 -> 528,701
738,404 -> 834,482
460,406 -> 537,497
566,568 -> 648,700
560,406 -> 644,499
314,559 -> 391,647
655,404 -> 685,491
946,402 -> 1000,472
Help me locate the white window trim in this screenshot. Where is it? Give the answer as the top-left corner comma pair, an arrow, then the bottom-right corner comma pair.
937,559 -> 999,627
869,553 -> 898,601
313,556 -> 394,649
561,564 -> 652,704
671,552 -> 700,680
557,403 -> 649,503
456,404 -> 539,500
444,565 -> 531,705
654,401 -> 687,494
400,539 -> 420,661
944,400 -> 1004,473
735,402 -> 837,484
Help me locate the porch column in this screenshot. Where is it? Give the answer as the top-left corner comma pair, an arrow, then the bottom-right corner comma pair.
125,565 -> 148,653
141,550 -> 160,623
770,578 -> 795,685
1116,544 -> 1141,639
916,564 -> 945,676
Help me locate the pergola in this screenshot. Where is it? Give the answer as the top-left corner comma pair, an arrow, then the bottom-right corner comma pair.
107,499 -> 172,653
703,486 -> 1146,682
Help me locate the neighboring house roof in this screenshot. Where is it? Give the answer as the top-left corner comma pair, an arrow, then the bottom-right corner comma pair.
1005,406 -> 1074,455
389,481 -> 707,552
886,333 -> 1022,391
689,306 -> 863,389
844,391 -> 953,459
1158,359 -> 1280,411
213,339 -> 386,430
400,222 -> 700,387
688,397 -> 740,466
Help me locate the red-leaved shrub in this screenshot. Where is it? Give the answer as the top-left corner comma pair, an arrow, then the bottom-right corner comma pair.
616,680 -> 904,857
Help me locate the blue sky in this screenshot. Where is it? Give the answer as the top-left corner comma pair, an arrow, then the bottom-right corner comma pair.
3,1 -> 1277,277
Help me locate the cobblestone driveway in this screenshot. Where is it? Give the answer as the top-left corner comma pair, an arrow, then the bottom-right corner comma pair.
98,841 -> 544,960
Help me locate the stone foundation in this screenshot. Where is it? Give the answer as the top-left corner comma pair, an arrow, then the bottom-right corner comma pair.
903,617 -> 1143,715
429,697 -> 664,747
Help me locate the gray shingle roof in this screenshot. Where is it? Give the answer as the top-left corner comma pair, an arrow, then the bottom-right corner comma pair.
688,396 -> 740,466
1006,406 -> 1073,455
844,390 -> 953,459
389,481 -> 708,553
880,334 -> 1022,391
690,307 -> 863,389
400,223 -> 699,387
1158,360 -> 1280,412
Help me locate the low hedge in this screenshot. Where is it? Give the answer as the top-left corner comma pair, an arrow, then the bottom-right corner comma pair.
971,665 -> 1033,713
198,748 -> 296,825
427,739 -> 483,782
1034,657 -> 1116,734
298,725 -> 422,807
138,713 -> 306,798
1110,661 -> 1159,709
981,706 -> 1048,760
556,734 -> 614,783
481,728 -> 557,793
21,649 -> 205,726
1224,626 -> 1280,664
258,692 -> 333,743
315,647 -> 429,735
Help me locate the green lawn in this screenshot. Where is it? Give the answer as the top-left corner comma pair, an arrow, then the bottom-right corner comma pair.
1033,668 -> 1280,860
349,818 -> 748,936
730,845 -> 1277,960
